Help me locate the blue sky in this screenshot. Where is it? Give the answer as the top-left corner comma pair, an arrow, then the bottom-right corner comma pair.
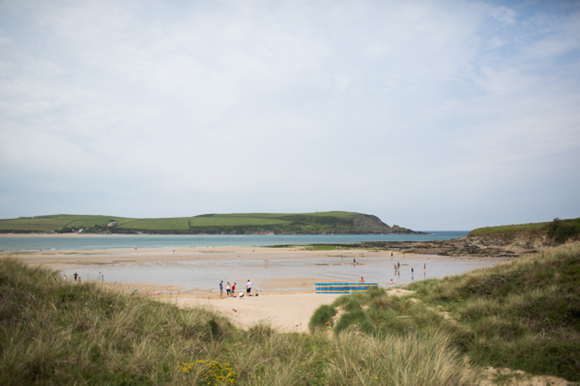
1,0 -> 579,230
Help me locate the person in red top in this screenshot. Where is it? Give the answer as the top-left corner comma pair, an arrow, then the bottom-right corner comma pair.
231,282 -> 236,296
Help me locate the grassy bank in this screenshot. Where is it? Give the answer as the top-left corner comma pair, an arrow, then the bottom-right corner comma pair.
468,217 -> 580,242
1,257 -> 480,385
310,243 -> 580,383
0,211 -> 413,234
3,244 -> 578,384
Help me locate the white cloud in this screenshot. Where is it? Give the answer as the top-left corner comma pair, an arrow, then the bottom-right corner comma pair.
490,6 -> 517,25
0,0 -> 579,229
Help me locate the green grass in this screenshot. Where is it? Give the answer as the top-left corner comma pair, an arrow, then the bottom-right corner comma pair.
310,243 -> 580,382
118,218 -> 192,231
469,217 -> 580,237
0,211 -> 403,234
0,217 -> 71,231
1,257 -> 481,385
188,215 -> 290,227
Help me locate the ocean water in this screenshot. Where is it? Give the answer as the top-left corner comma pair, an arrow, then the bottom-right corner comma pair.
0,232 -> 467,251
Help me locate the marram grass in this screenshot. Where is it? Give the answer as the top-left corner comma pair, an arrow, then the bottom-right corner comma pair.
0,256 -> 482,385
313,242 -> 580,383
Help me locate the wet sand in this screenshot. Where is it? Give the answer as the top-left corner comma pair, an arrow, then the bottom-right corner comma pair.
11,246 -> 513,332
10,246 -> 511,291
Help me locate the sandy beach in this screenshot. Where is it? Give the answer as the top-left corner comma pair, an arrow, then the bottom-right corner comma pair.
10,246 -> 511,333
156,291 -> 342,333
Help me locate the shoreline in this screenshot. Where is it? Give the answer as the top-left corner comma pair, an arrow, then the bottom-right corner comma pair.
9,245 -> 513,291
7,246 -> 514,333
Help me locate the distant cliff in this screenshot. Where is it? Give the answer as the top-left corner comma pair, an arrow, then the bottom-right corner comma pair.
467,218 -> 580,248
0,211 -> 422,235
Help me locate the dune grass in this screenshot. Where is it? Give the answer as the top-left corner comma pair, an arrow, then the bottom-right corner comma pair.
310,243 -> 580,383
0,257 -> 481,385
5,243 -> 577,384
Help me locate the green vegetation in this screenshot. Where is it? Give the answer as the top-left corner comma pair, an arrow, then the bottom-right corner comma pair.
1,257 -> 480,385
4,243 -> 578,384
0,211 -> 416,235
310,243 -> 580,382
469,217 -> 580,244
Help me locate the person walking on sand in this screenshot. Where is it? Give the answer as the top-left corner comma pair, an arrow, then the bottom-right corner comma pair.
231,282 -> 236,297
246,279 -> 252,295
219,280 -> 224,298
226,282 -> 231,296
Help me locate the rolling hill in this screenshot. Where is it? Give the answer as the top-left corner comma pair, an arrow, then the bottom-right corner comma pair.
0,211 -> 421,235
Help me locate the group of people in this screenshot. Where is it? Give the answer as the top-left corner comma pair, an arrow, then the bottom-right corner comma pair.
62,272 -> 104,283
219,279 -> 253,298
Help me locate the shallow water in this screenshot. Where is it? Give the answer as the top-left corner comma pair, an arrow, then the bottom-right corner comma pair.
0,232 -> 468,251
58,253 -> 510,292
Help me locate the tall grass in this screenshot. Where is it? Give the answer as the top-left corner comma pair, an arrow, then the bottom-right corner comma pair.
310,243 -> 580,382
1,257 -> 481,385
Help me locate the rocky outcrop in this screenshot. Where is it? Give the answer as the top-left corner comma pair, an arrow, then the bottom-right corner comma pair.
352,214 -> 423,234
467,230 -> 551,249
339,237 -> 538,258
353,214 -> 389,228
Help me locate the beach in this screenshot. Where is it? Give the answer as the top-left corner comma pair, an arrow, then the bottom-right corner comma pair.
10,245 -> 512,332
10,246 -> 509,332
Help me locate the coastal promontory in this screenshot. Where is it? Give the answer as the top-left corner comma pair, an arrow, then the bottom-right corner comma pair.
0,211 -> 422,235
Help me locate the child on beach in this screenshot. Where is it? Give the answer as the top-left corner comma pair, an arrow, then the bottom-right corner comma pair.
231,282 -> 236,296
226,282 -> 231,296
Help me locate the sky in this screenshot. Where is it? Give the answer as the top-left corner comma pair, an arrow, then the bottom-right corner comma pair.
1,0 -> 579,231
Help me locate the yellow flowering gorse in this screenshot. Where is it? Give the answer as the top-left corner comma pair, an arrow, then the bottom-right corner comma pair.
179,359 -> 237,385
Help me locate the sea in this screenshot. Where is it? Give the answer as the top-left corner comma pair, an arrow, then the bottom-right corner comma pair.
0,231 -> 468,251
1,232 -> 496,292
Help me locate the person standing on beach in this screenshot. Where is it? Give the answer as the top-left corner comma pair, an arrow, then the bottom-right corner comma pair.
73,272 -> 78,281
226,282 -> 231,296
246,279 -> 252,295
219,280 -> 224,298
232,282 -> 236,296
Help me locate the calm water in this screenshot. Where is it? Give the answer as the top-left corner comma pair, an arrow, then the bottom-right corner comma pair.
3,232 -> 496,292
0,232 -> 467,251
55,254 -> 509,292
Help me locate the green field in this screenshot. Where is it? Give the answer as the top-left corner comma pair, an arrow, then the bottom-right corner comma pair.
0,211 -> 407,234
469,217 -> 580,243
468,221 -> 551,236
